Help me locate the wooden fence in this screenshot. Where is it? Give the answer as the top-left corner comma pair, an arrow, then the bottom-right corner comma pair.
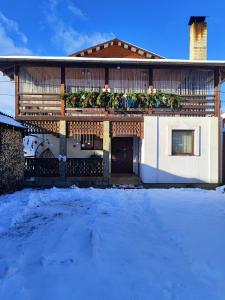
66,158 -> 103,177
24,157 -> 103,177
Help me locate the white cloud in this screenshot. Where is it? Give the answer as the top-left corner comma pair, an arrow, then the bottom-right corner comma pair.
0,12 -> 28,44
0,15 -> 33,115
52,25 -> 114,54
46,0 -> 114,54
67,3 -> 87,20
0,25 -> 32,55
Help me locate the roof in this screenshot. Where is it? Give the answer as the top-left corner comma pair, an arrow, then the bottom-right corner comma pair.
1,56 -> 225,66
0,112 -> 26,129
1,56 -> 225,81
69,38 -> 165,59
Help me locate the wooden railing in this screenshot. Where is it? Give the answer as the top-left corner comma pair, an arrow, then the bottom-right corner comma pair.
19,93 -> 62,117
66,158 -> 103,177
18,93 -> 217,119
24,158 -> 60,177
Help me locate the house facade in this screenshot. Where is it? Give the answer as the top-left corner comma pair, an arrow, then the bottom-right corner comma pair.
0,16 -> 224,185
0,113 -> 25,194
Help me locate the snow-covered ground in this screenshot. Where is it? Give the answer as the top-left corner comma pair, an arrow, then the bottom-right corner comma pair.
0,187 -> 225,300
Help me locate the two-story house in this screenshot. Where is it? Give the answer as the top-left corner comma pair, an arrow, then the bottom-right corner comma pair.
0,16 -> 224,185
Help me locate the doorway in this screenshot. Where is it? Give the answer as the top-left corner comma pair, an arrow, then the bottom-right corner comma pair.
111,137 -> 133,173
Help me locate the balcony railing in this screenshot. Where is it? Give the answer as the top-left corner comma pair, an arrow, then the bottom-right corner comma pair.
18,92 -> 217,119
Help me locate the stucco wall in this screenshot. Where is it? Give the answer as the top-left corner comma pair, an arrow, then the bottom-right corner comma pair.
29,135 -> 103,159
140,116 -> 219,183
0,125 -> 24,194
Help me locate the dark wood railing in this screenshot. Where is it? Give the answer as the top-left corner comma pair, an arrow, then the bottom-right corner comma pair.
24,158 -> 59,177
24,157 -> 103,178
18,93 -> 217,119
66,158 -> 103,177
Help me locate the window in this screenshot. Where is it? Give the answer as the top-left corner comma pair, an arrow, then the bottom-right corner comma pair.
172,130 -> 194,155
81,135 -> 103,150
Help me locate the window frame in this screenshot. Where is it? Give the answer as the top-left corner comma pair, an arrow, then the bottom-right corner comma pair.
171,129 -> 194,156
81,135 -> 103,151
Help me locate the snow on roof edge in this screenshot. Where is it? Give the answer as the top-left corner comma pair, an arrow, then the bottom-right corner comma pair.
0,113 -> 26,129
0,56 -> 225,65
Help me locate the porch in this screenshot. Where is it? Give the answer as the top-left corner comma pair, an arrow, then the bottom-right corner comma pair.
24,124 -> 143,185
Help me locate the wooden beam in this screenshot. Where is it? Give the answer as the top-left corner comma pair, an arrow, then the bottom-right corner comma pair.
214,68 -> 220,117
61,66 -> 65,117
148,68 -> 153,86
105,67 -> 109,85
15,65 -> 19,118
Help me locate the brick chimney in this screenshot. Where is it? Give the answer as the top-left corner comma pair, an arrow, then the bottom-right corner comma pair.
189,16 -> 207,60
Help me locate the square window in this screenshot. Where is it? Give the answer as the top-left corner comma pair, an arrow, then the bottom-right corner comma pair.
81,135 -> 103,150
172,130 -> 194,155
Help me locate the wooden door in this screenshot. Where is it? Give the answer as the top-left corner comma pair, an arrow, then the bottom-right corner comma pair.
111,137 -> 133,173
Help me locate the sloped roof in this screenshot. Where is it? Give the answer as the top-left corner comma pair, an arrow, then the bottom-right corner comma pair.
0,112 -> 26,129
69,38 -> 165,59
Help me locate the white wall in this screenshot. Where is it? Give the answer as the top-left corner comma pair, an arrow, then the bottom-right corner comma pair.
140,116 -> 219,183
24,134 -> 60,158
67,137 -> 103,158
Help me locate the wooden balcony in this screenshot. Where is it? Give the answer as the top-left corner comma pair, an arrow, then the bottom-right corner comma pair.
17,93 -> 217,121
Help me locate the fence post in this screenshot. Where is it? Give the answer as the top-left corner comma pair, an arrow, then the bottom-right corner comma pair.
59,120 -> 67,180
103,120 -> 111,184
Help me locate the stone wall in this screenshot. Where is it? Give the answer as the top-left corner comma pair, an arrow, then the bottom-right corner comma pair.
0,125 -> 24,194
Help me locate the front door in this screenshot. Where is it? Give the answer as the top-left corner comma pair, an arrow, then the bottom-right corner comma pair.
111,137 -> 133,173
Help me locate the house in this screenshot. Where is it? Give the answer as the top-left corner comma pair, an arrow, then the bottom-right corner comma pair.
0,16 -> 224,185
0,112 -> 25,194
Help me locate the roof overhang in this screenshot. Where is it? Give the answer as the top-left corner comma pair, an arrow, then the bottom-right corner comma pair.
1,56 -> 225,80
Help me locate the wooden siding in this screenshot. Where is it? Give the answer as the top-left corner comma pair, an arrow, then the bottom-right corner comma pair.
65,67 -> 105,92
80,45 -> 147,59
70,38 -> 164,59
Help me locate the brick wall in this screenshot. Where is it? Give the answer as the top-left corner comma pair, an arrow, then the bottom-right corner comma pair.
0,125 -> 24,194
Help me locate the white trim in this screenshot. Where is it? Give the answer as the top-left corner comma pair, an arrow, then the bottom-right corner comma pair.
0,56 -> 225,66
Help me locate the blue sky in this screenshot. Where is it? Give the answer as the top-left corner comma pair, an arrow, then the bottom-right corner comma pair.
0,0 -> 225,114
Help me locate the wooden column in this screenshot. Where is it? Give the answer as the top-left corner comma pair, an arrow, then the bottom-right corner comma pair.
61,66 -> 65,117
105,67 -> 109,85
148,67 -> 153,87
59,120 -> 67,180
103,120 -> 111,184
15,65 -> 19,118
214,68 -> 220,117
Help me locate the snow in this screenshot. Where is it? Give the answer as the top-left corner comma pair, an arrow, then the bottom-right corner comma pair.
1,56 -> 225,66
0,187 -> 225,299
0,114 -> 25,129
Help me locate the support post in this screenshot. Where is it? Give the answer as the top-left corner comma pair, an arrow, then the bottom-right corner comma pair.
148,67 -> 153,87
214,68 -> 220,117
15,65 -> 19,118
105,67 -> 109,85
103,120 -> 111,184
61,66 -> 65,117
59,120 -> 67,180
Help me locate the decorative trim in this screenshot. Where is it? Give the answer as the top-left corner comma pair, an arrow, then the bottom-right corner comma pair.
111,121 -> 144,138
25,121 -> 60,135
67,121 -> 103,138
